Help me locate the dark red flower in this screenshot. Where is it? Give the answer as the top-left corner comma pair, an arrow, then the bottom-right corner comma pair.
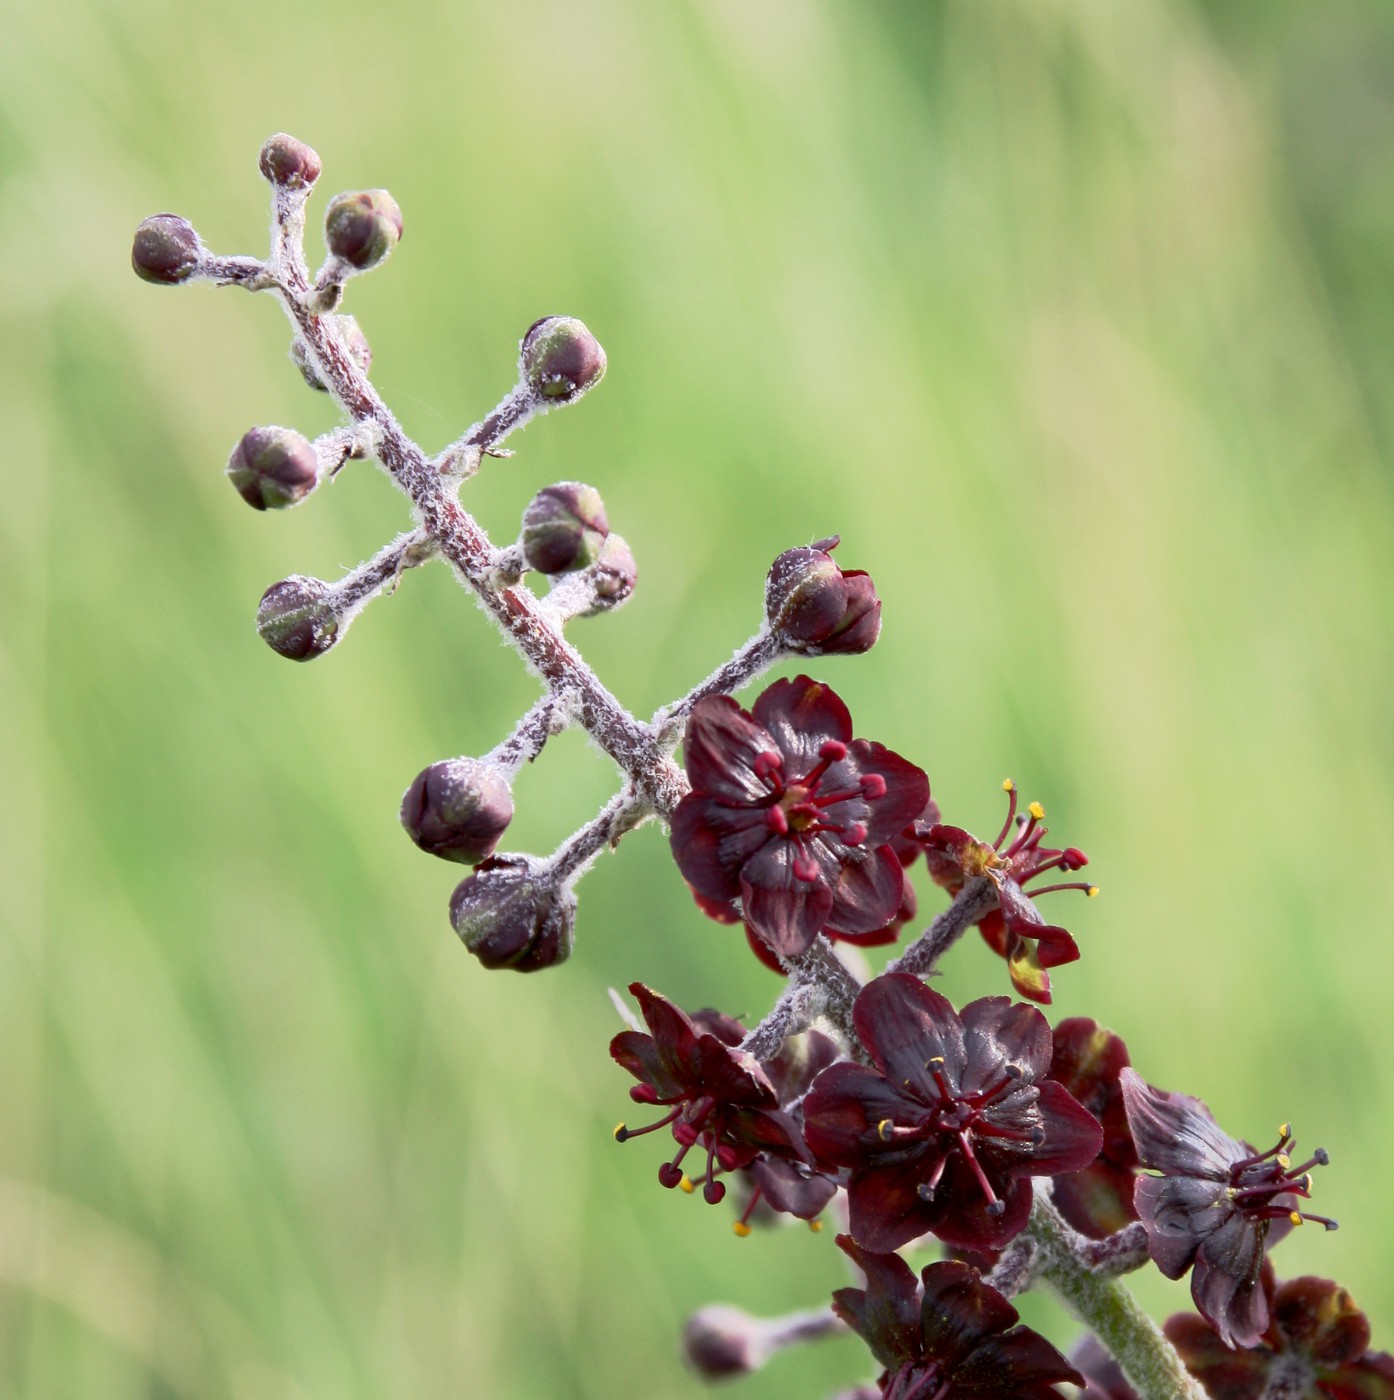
802,973 -> 1101,1253
1166,1264 -> 1394,1399
1120,1068 -> 1337,1349
919,781 -> 1094,1002
1047,1018 -> 1140,1238
671,677 -> 930,959
832,1236 -> 1083,1399
765,535 -> 881,656
610,983 -> 812,1209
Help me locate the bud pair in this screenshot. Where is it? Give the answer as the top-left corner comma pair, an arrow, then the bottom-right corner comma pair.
765,536 -> 880,655
449,856 -> 576,972
521,483 -> 609,575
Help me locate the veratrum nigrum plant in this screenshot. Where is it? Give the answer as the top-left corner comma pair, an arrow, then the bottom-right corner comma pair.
133,135 -> 1387,1400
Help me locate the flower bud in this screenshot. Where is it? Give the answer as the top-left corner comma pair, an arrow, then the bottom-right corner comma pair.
682,1307 -> 773,1380
226,426 -> 320,511
324,190 -> 402,271
449,856 -> 576,972
256,576 -> 340,661
131,214 -> 203,285
521,482 -> 609,575
400,759 -> 513,865
258,133 -> 322,191
291,316 -> 372,391
765,536 -> 881,655
582,534 -> 636,614
520,316 -> 606,403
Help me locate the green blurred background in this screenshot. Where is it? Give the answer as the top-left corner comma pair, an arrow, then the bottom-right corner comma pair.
4,0 -> 1394,1394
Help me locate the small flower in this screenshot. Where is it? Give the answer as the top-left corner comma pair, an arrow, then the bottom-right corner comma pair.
131,214 -> 203,285
399,758 -> 513,865
765,536 -> 881,656
521,482 -> 609,575
671,676 -> 930,959
449,855 -> 575,971
803,973 -> 1101,1253
919,780 -> 1095,1002
1166,1264 -> 1394,1399
258,133 -> 321,190
1120,1068 -> 1337,1349
324,189 -> 402,271
1047,1018 -> 1140,1238
832,1236 -> 1083,1399
520,315 -> 607,403
610,983 -> 812,1210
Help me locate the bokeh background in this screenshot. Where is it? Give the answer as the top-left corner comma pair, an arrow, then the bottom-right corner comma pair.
4,0 -> 1394,1395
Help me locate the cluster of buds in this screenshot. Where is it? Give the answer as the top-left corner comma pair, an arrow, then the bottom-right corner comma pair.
134,136 -> 1382,1400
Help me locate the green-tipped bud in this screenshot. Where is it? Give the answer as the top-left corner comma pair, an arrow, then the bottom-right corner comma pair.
400,759 -> 514,865
131,214 -> 203,285
583,533 -> 637,614
324,190 -> 402,271
256,576 -> 340,661
449,856 -> 576,972
521,482 -> 610,575
258,134 -> 322,191
520,316 -> 606,403
226,426 -> 320,511
291,316 -> 372,391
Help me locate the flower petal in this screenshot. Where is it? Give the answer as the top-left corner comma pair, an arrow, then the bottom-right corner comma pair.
669,794 -> 768,901
832,1234 -> 924,1370
916,1259 -> 1018,1368
827,846 -> 907,936
681,695 -> 776,802
751,675 -> 853,768
847,740 -> 931,845
1026,1080 -> 1105,1177
1119,1069 -> 1244,1180
852,973 -> 965,1090
741,843 -> 834,958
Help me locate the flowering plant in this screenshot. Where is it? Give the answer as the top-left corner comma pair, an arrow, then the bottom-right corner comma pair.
131,134 -> 1383,1400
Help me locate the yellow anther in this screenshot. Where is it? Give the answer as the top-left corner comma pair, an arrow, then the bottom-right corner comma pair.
877,1118 -> 894,1141
732,1221 -> 752,1238
928,1056 -> 945,1067
613,1123 -> 627,1141
1279,1123 -> 1291,1139
1290,1210 -> 1304,1226
679,1175 -> 695,1194
1277,1153 -> 1292,1171
1087,886 -> 1100,898
808,1219 -> 823,1234
1027,801 -> 1045,821
1002,778 -> 1015,792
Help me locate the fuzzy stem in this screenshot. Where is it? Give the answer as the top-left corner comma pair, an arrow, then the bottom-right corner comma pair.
1025,1188 -> 1207,1400
332,530 -> 435,613
885,877 -> 996,977
486,693 -> 570,778
651,630 -> 785,748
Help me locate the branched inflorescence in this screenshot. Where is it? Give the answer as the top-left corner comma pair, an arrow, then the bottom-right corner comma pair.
134,137 -> 1385,1400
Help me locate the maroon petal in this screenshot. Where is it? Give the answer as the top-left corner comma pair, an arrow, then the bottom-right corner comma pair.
846,1159 -> 946,1255
726,1105 -> 808,1158
848,740 -> 931,845
827,846 -> 907,936
695,1037 -> 779,1108
1119,1070 -> 1243,1180
751,675 -> 853,768
741,843 -> 834,958
958,996 -> 1053,1090
916,1259 -> 1018,1368
1134,1174 -> 1230,1278
670,794 -> 768,901
852,973 -> 966,1091
752,1156 -> 836,1219
803,1060 -> 920,1166
610,1030 -> 686,1101
832,1234 -> 924,1370
1052,1159 -> 1140,1239
1164,1313 -> 1270,1400
1192,1234 -> 1270,1351
954,1325 -> 1085,1395
681,695 -> 776,802
629,982 -> 703,1081
1027,1080 -> 1106,1176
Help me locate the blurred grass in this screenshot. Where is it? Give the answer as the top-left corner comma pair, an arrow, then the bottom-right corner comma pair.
3,0 -> 1394,1394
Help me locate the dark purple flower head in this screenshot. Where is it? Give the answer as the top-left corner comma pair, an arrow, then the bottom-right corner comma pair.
1048,1018 -> 1140,1239
671,677 -> 930,959
611,983 -> 810,1211
919,781 -> 1094,1003
803,974 -> 1101,1253
1120,1068 -> 1337,1349
832,1237 -> 1083,1400
1166,1265 -> 1394,1399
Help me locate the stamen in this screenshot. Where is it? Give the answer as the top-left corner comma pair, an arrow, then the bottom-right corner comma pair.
753,751 -> 783,788
679,1175 -> 695,1194
615,1106 -> 682,1142
992,783 -> 1020,849
766,804 -> 789,835
792,853 -> 820,883
916,1154 -> 949,1202
807,1219 -> 822,1233
955,1129 -> 1002,1213
818,740 -> 848,762
860,773 -> 887,800
734,1186 -> 762,1235
1025,880 -> 1097,898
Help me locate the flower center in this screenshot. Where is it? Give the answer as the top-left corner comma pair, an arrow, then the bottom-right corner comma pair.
755,741 -> 882,880
614,1089 -> 744,1205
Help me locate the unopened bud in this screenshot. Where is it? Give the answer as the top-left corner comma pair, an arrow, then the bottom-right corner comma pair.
226,426 -> 320,510
291,316 -> 372,391
765,537 -> 880,655
449,856 -> 576,972
256,576 -> 340,661
522,482 -> 609,575
682,1307 -> 775,1379
583,534 -> 636,614
520,316 -> 606,403
324,190 -> 402,271
131,214 -> 203,285
258,133 -> 322,191
400,759 -> 513,865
